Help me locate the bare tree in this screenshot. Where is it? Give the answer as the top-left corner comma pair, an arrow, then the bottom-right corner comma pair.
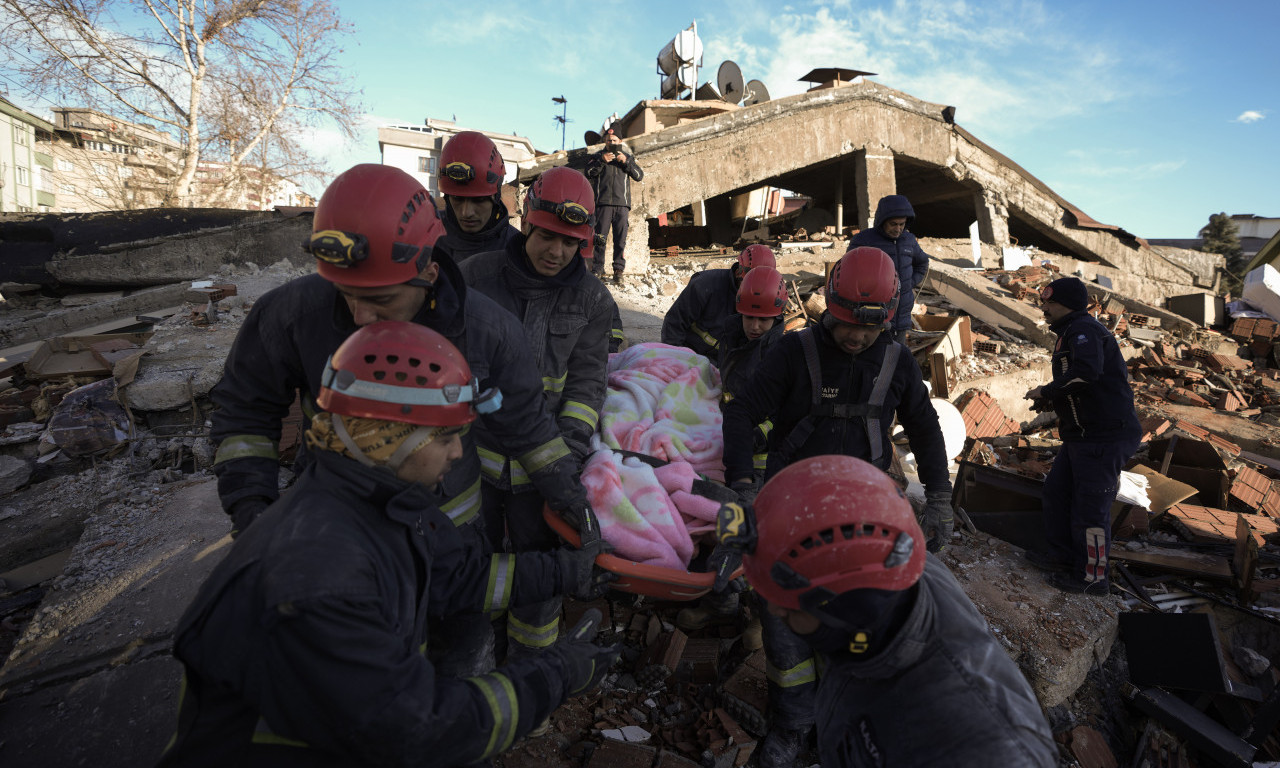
0,0 -> 360,206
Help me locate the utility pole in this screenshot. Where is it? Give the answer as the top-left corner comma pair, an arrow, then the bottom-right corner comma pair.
552,95 -> 570,151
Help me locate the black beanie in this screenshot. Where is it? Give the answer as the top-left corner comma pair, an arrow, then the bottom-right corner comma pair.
1040,277 -> 1089,311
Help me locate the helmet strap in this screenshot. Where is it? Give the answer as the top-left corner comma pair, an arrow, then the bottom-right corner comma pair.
384,425 -> 439,472
332,414 -> 377,468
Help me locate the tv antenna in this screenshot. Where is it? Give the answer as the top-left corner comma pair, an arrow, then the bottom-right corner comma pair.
552,95 -> 571,151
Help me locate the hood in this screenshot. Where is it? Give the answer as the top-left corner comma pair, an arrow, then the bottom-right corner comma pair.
873,194 -> 916,233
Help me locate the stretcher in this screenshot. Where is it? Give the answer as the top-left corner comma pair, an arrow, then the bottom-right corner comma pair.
544,504 -> 744,601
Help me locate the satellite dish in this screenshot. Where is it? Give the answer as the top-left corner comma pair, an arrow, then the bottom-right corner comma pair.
695,82 -> 720,101
744,79 -> 771,106
717,60 -> 745,104
584,130 -> 602,146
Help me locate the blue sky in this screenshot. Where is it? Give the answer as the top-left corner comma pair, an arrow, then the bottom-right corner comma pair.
313,0 -> 1277,240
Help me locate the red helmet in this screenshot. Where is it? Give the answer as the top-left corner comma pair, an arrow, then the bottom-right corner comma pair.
738,244 -> 776,271
524,166 -> 595,242
318,321 -> 500,426
745,455 -> 925,610
826,247 -> 900,327
308,164 -> 443,288
438,131 -> 505,198
736,266 -> 788,318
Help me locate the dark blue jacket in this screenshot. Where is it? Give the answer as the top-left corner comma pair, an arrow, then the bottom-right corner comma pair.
438,199 -> 520,264
661,267 -> 738,359
584,146 -> 643,208
1043,309 -> 1141,443
847,195 -> 930,333
721,322 -> 951,494
815,557 -> 1057,768
209,254 -> 583,525
159,451 -> 575,767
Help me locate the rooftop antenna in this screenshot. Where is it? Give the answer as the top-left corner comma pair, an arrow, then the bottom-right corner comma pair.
552,95 -> 570,151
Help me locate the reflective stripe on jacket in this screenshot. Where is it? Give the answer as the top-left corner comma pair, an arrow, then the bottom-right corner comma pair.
159,451 -> 575,767
210,253 -> 571,513
460,238 -> 614,491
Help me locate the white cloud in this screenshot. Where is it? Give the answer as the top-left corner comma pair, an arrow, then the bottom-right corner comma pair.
1234,110 -> 1265,123
719,0 -> 1136,140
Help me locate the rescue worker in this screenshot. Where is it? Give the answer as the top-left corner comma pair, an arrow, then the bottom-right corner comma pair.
459,166 -> 617,656
719,455 -> 1058,767
585,126 -> 643,283
847,194 -> 930,344
720,247 -> 954,768
1024,277 -> 1141,595
158,322 -> 620,768
435,131 -> 520,263
661,244 -> 776,360
676,265 -> 790,633
209,163 -> 599,676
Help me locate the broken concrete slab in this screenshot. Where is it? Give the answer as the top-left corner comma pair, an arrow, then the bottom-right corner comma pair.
941,536 -> 1122,709
0,285 -> 190,350
923,261 -> 1056,346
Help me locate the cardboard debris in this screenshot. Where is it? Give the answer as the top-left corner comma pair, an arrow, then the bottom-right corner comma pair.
23,333 -> 153,380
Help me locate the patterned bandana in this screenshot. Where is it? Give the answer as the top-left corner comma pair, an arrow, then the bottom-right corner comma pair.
305,412 -> 440,467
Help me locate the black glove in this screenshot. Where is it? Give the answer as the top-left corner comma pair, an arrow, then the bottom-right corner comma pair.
921,492 -> 955,553
561,502 -> 602,549
229,497 -> 270,538
563,435 -> 593,467
550,608 -> 620,696
708,544 -> 745,594
556,538 -> 618,601
729,479 -> 758,507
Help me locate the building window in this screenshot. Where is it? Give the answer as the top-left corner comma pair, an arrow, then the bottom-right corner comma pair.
14,125 -> 28,145
17,205 -> 32,212
60,183 -> 76,194
15,166 -> 29,186
418,156 -> 436,174
92,186 -> 107,197
57,159 -> 74,172
92,162 -> 109,175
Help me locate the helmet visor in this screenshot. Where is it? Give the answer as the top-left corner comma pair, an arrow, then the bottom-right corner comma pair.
306,229 -> 369,269
828,292 -> 892,325
529,196 -> 594,228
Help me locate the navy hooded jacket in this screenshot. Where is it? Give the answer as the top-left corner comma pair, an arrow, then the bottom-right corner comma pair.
847,195 -> 930,333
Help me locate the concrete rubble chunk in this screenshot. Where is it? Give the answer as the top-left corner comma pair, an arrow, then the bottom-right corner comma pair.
0,455 -> 33,495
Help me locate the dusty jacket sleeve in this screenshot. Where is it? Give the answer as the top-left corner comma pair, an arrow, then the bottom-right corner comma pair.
471,298 -> 585,509
558,293 -> 613,446
661,278 -> 702,347
428,533 -> 564,617
210,295 -> 306,512
912,238 -> 930,289
722,337 -> 793,483
622,153 -> 643,181
1041,322 -> 1105,399
241,594 -> 574,767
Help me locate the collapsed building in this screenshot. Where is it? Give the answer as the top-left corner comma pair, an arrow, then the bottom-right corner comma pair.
0,76 -> 1276,768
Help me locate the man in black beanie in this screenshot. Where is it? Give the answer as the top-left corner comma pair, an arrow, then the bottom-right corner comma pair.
1025,277 -> 1141,595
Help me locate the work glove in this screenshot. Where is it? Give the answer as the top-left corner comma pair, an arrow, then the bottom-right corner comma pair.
921,492 -> 955,553
229,497 -> 270,538
563,435 -> 593,468
556,537 -> 619,601
560,501 -> 602,549
550,608 -> 621,696
710,501 -> 758,593
729,479 -> 758,507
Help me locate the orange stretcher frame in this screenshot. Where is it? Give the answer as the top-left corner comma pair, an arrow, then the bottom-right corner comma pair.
543,506 -> 745,602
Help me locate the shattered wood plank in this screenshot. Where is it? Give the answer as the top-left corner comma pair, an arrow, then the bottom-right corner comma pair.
1112,548 -> 1233,580
1234,514 -> 1258,602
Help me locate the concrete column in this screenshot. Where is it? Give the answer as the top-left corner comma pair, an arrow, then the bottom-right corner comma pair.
621,209 -> 650,275
834,166 -> 845,235
974,189 -> 1010,246
853,145 -> 895,232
